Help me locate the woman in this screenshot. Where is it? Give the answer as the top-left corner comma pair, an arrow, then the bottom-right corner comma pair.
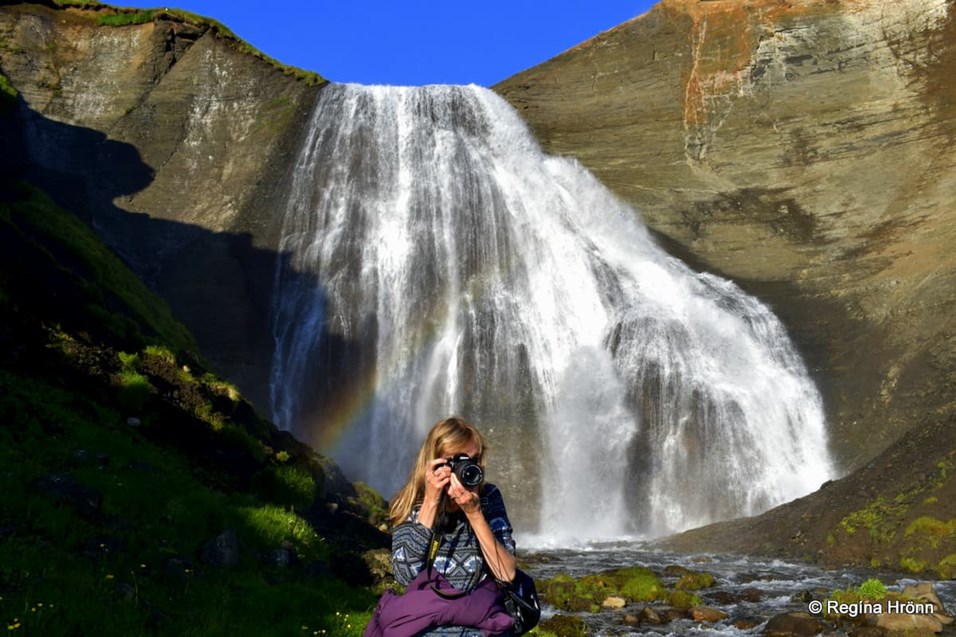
389,416 -> 518,636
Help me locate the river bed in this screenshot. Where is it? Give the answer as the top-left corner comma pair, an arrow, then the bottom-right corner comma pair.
519,541 -> 956,636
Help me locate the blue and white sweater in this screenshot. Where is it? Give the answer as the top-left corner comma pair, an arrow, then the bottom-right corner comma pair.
390,483 -> 516,637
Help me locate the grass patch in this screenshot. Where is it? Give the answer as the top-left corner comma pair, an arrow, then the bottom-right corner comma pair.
0,365 -> 374,636
97,10 -> 154,26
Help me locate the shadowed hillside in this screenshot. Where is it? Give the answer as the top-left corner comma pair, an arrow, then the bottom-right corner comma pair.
0,179 -> 389,635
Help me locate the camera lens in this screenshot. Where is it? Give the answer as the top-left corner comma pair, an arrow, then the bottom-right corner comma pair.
456,462 -> 484,488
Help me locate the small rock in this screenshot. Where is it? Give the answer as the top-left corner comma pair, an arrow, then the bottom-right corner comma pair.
32,474 -> 102,520
622,614 -> 640,626
127,417 -> 141,427
691,606 -> 728,622
659,607 -> 689,623
162,556 -> 194,579
849,626 -> 888,637
201,529 -> 240,568
734,616 -> 762,630
72,449 -> 110,468
603,595 -> 627,609
639,606 -> 663,624
267,547 -> 296,568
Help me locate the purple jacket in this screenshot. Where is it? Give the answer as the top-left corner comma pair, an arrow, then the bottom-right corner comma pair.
363,567 -> 514,637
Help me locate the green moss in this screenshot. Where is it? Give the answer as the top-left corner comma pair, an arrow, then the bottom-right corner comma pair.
899,557 -> 928,573
667,589 -> 703,609
839,495 -> 908,543
904,516 -> 956,549
541,566 -> 664,612
538,615 -> 588,637
937,553 -> 956,579
675,570 -> 716,590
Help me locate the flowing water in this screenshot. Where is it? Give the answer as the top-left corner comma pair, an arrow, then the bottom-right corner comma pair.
269,83 -> 835,537
519,543 -> 956,636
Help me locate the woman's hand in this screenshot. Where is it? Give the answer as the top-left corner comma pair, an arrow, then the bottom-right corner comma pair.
447,474 -> 480,515
416,457 -> 451,529
424,457 -> 452,505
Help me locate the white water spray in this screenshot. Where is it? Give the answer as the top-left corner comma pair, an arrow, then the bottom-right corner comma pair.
270,83 -> 834,540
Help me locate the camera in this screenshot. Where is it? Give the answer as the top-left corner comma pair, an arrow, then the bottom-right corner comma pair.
445,453 -> 484,488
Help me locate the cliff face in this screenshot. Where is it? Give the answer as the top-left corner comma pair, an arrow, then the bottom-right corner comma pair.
0,3 -> 322,409
5,0 -> 956,566
495,0 -> 956,472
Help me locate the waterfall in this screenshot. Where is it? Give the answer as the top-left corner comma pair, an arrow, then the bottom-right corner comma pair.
269,83 -> 834,541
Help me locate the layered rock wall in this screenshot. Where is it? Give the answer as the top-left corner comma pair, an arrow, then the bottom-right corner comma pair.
495,0 -> 956,471
0,4 -> 322,408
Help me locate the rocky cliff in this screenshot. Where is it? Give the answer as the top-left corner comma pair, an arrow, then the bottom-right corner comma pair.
0,2 -> 322,410
495,0 -> 956,473
5,0 -> 956,569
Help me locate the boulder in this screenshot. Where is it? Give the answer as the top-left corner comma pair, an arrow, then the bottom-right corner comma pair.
874,613 -> 942,635
764,611 -> 824,637
201,529 -> 240,568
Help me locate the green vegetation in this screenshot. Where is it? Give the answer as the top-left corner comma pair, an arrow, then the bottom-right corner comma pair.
674,570 -> 716,590
838,495 -> 907,543
98,10 -> 154,26
0,72 -> 18,113
667,589 -> 703,609
938,553 -> 956,579
856,578 -> 887,601
541,566 -> 666,612
0,182 -> 381,635
537,615 -> 587,637
904,516 -> 956,549
1,183 -> 194,351
898,557 -> 928,574
0,73 -> 17,119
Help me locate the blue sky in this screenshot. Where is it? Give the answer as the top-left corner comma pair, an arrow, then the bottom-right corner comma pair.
115,1 -> 658,86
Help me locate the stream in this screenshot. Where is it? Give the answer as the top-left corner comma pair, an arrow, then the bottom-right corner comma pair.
519,542 -> 956,636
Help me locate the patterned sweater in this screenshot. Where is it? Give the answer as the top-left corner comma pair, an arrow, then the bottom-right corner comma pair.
390,483 -> 516,637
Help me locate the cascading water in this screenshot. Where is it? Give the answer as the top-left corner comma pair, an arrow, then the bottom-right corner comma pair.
269,83 -> 835,541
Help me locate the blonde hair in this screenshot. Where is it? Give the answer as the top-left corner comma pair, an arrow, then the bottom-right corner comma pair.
389,416 -> 486,526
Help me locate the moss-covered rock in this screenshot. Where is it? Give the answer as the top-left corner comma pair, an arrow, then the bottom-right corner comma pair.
675,570 -> 716,590
541,566 -> 665,612
538,614 -> 589,637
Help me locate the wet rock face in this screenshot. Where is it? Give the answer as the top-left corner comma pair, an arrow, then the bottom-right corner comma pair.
495,0 -> 956,472
0,4 -> 322,409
